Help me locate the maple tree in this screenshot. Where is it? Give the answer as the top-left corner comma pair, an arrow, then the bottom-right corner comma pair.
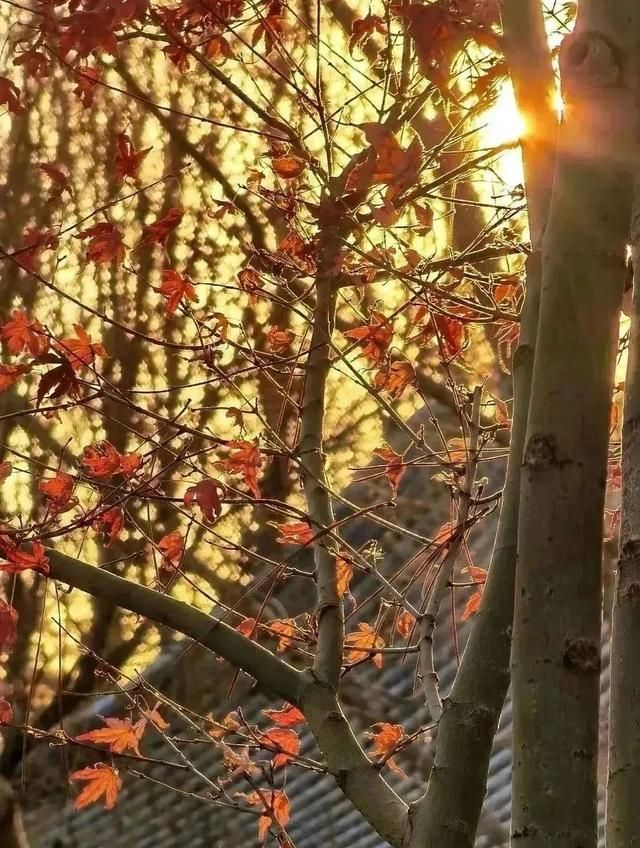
0,1 -> 638,848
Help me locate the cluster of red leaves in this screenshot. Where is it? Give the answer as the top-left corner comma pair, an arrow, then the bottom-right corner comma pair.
0,537 -> 49,575
344,310 -> 394,365
91,506 -> 125,546
82,440 -> 142,478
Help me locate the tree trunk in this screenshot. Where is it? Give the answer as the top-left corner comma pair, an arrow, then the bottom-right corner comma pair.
606,191 -> 640,847
407,2 -> 556,844
512,4 -> 640,847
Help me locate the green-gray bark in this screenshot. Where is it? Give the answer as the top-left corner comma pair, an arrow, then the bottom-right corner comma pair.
512,5 -> 640,846
606,194 -> 640,848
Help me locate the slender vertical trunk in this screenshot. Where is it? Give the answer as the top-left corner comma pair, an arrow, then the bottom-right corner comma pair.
512,5 -> 639,846
606,192 -> 640,847
408,3 -> 556,845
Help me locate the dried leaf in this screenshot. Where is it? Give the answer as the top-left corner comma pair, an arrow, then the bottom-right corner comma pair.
345,622 -> 385,667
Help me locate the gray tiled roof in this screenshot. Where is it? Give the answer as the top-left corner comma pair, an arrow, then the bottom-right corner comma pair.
17,406 -> 612,848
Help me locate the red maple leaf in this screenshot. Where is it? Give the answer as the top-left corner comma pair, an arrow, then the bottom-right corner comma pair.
349,14 -> 386,55
0,597 -> 18,652
15,227 -> 59,272
155,269 -> 198,316
39,163 -> 72,200
0,76 -> 24,115
0,699 -> 12,725
114,132 -> 151,183
72,66 -> 101,107
82,441 -> 142,478
0,310 -> 49,357
76,222 -> 126,265
39,471 -> 75,508
256,727 -> 300,767
0,364 -> 31,393
93,506 -> 125,546
0,538 -> 49,575
183,479 -> 225,523
13,49 -> 50,79
135,207 -> 184,250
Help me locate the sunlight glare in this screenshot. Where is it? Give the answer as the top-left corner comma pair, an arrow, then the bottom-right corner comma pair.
481,81 -> 525,187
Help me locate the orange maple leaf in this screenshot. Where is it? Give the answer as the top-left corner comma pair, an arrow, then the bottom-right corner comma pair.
157,531 -> 185,573
373,445 -> 407,494
262,704 -> 305,727
373,360 -> 415,399
273,521 -> 314,546
245,789 -> 291,842
345,622 -> 385,667
76,716 -> 146,755
336,555 -> 354,598
56,325 -> 107,372
215,440 -> 263,498
39,471 -> 75,508
267,618 -> 297,652
461,590 -> 482,621
71,763 -> 122,811
257,727 -> 300,767
344,311 -> 394,365
82,441 -> 142,479
395,610 -> 416,639
366,722 -> 407,777
155,269 -> 198,317
206,710 -> 241,739
271,155 -> 306,179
